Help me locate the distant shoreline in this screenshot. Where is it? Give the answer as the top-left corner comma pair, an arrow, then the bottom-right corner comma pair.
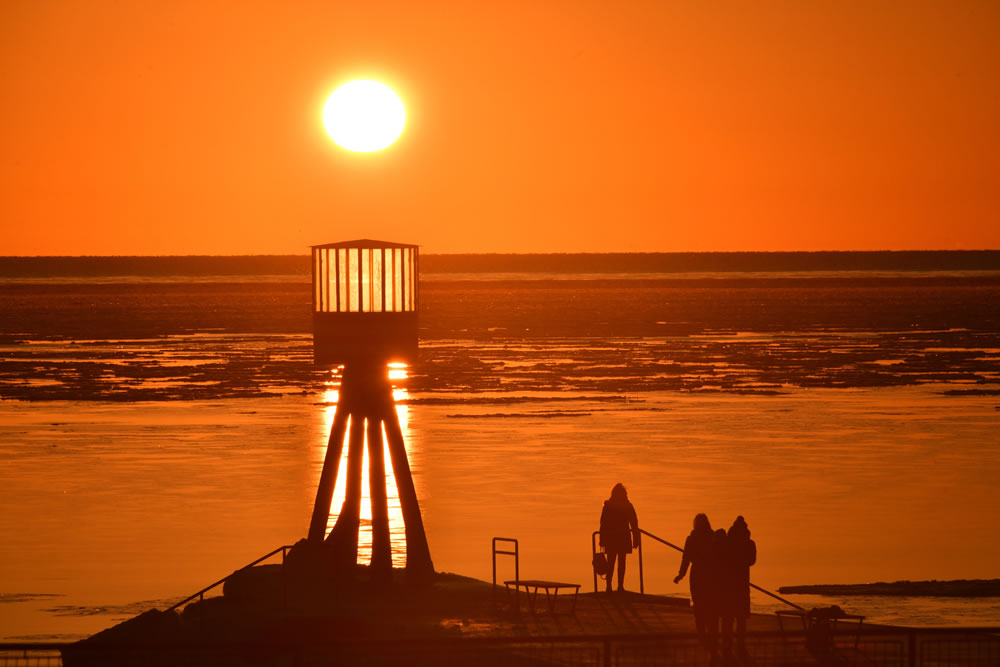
779,580 -> 1000,598
1,250 -> 999,278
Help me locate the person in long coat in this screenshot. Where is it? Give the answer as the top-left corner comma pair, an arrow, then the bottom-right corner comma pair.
674,514 -> 717,652
710,528 -> 735,662
599,483 -> 640,592
724,515 -> 757,657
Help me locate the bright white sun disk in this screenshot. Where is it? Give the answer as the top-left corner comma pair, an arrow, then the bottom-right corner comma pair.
323,80 -> 405,152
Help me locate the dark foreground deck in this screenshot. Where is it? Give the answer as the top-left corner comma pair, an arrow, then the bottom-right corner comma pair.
5,572 -> 998,666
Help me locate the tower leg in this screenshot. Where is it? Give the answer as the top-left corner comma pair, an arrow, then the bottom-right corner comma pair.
307,406 -> 350,543
367,417 -> 392,579
326,412 -> 365,566
382,405 -> 434,578
307,361 -> 434,582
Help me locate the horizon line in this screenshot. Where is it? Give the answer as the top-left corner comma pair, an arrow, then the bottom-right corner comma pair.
2,249 -> 999,259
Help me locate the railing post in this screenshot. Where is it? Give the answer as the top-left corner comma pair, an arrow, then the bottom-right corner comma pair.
603,638 -> 612,667
592,531 -> 599,593
908,630 -> 917,667
491,537 -> 519,611
638,534 -> 644,595
492,538 -> 498,607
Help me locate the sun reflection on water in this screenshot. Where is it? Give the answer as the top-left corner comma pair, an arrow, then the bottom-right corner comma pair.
318,364 -> 409,567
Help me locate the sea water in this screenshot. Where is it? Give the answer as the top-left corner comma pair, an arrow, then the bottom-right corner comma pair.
1,257 -> 998,639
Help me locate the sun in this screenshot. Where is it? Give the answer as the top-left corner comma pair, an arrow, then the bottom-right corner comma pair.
322,80 -> 405,153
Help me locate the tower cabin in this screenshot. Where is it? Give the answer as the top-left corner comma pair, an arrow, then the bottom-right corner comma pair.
310,239 -> 418,367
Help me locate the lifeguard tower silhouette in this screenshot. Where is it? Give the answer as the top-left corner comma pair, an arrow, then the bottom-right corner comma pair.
306,239 -> 433,581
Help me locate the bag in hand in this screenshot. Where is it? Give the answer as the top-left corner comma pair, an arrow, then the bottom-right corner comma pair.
592,551 -> 610,577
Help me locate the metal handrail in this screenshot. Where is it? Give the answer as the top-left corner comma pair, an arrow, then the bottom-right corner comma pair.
166,544 -> 293,612
8,626 -> 1000,651
592,530 -> 646,594
28,627 -> 1000,649
640,528 -> 683,552
26,626 -> 1000,667
491,537 -> 519,608
637,527 -> 805,611
593,527 -> 804,610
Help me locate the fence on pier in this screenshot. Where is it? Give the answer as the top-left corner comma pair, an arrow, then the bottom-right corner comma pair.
4,626 -> 999,666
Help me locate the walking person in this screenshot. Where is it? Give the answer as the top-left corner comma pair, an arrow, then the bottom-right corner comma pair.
725,515 -> 757,661
674,513 -> 717,658
711,528 -> 734,664
599,483 -> 640,592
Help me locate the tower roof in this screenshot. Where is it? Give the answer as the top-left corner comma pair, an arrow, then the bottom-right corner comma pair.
310,238 -> 418,250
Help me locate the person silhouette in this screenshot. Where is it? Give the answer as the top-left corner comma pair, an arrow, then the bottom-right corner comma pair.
710,528 -> 733,664
599,483 -> 639,593
724,515 -> 757,660
674,514 -> 717,656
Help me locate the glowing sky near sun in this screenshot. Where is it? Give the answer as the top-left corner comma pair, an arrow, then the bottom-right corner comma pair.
1,1 -> 998,255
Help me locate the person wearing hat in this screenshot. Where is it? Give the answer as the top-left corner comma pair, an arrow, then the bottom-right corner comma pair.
724,515 -> 757,659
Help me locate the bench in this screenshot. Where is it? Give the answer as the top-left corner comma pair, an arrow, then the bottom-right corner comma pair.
492,537 -> 580,615
504,579 -> 580,615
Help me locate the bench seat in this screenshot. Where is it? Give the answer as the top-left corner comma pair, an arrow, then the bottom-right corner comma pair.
504,579 -> 580,615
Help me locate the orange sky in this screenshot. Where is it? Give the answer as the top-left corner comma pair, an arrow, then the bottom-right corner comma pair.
2,1 -> 998,255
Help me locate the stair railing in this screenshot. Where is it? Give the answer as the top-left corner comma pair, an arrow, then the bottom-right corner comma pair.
594,527 -> 804,610
166,544 -> 294,613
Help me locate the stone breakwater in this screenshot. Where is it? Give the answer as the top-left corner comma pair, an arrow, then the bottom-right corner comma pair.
779,580 -> 1000,598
